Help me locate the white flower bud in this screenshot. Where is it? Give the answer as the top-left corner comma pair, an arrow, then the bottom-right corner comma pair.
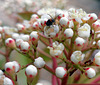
33,22 -> 39,30
16,24 -> 25,32
74,37 -> 85,46
16,39 -> 24,49
20,41 -> 30,52
3,77 -> 14,85
5,38 -> 16,48
64,28 -> 73,39
94,51 -> 100,66
44,25 -> 59,38
88,13 -> 98,21
55,67 -> 67,78
30,31 -> 39,44
85,68 -> 96,79
92,20 -> 100,32
78,23 -> 90,39
12,33 -> 19,40
31,14 -> 39,19
47,41 -> 64,58
34,57 -> 45,68
59,17 -> 68,27
20,35 -> 29,42
12,61 -> 20,72
25,65 -> 37,78
71,51 -> 85,64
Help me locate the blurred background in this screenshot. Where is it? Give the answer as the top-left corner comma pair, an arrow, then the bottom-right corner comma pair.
0,0 -> 100,85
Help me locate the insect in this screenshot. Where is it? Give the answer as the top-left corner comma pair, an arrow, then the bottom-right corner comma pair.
46,14 -> 60,26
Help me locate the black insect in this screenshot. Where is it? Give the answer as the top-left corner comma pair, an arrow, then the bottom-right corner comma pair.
46,18 -> 55,26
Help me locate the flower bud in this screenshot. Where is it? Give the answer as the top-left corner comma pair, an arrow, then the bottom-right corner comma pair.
12,61 -> 20,72
47,41 -> 64,58
88,13 -> 98,22
12,33 -> 19,40
0,70 -> 4,76
16,23 -> 25,32
20,41 -> 30,52
64,28 -> 73,39
71,51 -> 85,64
25,65 -> 37,78
16,39 -> 24,49
92,20 -> 100,32
30,31 -> 39,44
36,83 -> 43,85
94,51 -> 100,66
85,68 -> 96,79
59,17 -> 68,27
20,35 -> 29,42
34,57 -> 45,69
5,38 -> 16,48
3,77 -> 14,85
74,37 -> 85,47
55,67 -> 67,78
33,22 -> 39,30
31,14 -> 39,19
78,23 -> 90,39
44,25 -> 59,38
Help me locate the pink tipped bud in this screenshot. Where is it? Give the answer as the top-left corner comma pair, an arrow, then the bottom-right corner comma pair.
16,24 -> 25,32
25,65 -> 37,78
88,13 -> 98,22
4,77 -> 14,85
74,37 -> 85,47
55,67 -> 67,78
20,41 -> 30,52
12,33 -> 19,40
5,38 -> 16,48
31,14 -> 39,19
34,57 -> 45,69
33,22 -> 39,30
16,39 -> 24,49
85,68 -> 96,79
30,31 -> 39,44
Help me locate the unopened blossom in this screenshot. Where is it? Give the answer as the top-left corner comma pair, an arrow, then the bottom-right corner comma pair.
16,23 -> 25,32
3,77 -> 14,85
78,23 -> 90,39
94,51 -> 100,66
71,51 -> 85,64
59,17 -> 69,27
31,14 -> 39,19
92,20 -> 100,31
20,41 -> 30,52
12,33 -> 19,40
34,57 -> 45,69
5,38 -> 16,48
64,28 -> 74,39
33,22 -> 39,30
55,67 -> 67,78
85,68 -> 96,79
16,39 -> 24,49
47,41 -> 64,58
5,61 -> 20,73
23,20 -> 31,29
20,34 -> 30,42
88,13 -> 98,22
25,65 -> 37,78
30,31 -> 39,44
44,25 -> 59,38
74,37 -> 85,47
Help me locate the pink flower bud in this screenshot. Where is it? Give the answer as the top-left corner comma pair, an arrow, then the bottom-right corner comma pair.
16,39 -> 24,49
5,38 -> 16,48
20,41 -> 30,52
16,24 -> 25,32
31,14 -> 39,19
85,68 -> 96,79
34,57 -> 45,69
88,13 -> 98,22
25,65 -> 37,78
33,22 -> 39,30
55,67 -> 67,78
3,77 -> 14,85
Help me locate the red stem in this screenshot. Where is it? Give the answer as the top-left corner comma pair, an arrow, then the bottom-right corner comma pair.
91,76 -> 100,83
